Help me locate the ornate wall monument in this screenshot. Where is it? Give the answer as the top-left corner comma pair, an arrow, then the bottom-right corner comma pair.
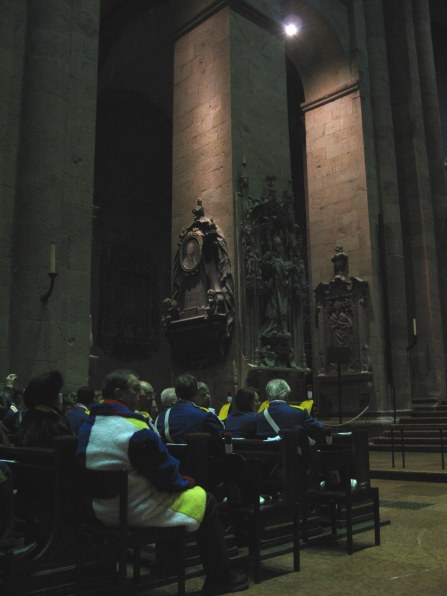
314,247 -> 371,417
239,173 -> 306,368
162,200 -> 235,369
238,170 -> 309,398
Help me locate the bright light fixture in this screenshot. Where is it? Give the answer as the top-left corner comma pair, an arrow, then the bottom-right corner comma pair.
284,22 -> 299,36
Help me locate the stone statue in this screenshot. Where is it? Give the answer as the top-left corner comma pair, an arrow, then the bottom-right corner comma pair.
260,235 -> 293,337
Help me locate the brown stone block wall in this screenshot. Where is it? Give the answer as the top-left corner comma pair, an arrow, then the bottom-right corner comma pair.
306,92 -> 371,287
172,8 -> 232,260
230,11 -> 291,198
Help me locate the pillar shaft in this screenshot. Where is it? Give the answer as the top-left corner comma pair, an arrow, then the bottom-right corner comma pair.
172,4 -> 291,397
412,0 -> 447,383
10,0 -> 100,386
384,0 -> 446,403
363,0 -> 412,411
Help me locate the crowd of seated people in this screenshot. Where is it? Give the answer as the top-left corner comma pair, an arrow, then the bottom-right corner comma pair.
0,367 -> 328,594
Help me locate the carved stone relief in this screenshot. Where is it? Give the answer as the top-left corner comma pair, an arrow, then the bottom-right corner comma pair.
239,170 -> 308,370
314,247 -> 369,375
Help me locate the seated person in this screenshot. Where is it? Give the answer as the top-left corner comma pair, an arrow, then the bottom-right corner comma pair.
65,385 -> 95,436
196,381 -> 215,413
13,371 -> 74,447
77,369 -> 248,595
224,387 -> 259,439
156,374 -> 224,444
0,373 -> 24,433
134,380 -> 160,434
256,378 -> 326,443
158,387 -> 177,413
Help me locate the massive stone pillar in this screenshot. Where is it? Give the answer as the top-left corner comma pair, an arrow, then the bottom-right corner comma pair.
362,0 -> 412,412
9,0 -> 100,387
412,0 -> 447,387
171,2 -> 292,400
0,1 -> 27,377
384,0 -> 446,405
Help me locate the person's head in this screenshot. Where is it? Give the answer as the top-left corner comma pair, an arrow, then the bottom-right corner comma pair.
234,387 -> 260,413
196,381 -> 211,408
102,369 -> 141,411
23,370 -> 64,410
76,385 -> 95,407
139,380 -> 158,417
175,373 -> 199,402
160,387 -> 177,409
5,373 -> 18,389
265,378 -> 291,402
61,392 -> 76,414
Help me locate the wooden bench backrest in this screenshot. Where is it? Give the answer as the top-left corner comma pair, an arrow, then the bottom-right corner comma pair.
0,436 -> 78,560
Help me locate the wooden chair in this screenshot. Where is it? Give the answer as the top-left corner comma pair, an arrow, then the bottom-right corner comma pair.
78,468 -> 187,596
223,430 -> 304,583
301,444 -> 380,554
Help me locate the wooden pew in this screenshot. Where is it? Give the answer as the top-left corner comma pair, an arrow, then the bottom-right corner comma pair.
223,430 -> 304,582
0,437 -> 86,594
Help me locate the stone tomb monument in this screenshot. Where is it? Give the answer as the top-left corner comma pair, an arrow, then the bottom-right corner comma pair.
314,247 -> 371,417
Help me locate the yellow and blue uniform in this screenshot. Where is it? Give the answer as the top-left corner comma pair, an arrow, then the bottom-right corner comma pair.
156,399 -> 224,444
255,400 -> 325,440
224,411 -> 257,438
77,399 -> 206,531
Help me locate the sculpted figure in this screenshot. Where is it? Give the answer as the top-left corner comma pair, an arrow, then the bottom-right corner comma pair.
260,235 -> 296,337
329,300 -> 353,348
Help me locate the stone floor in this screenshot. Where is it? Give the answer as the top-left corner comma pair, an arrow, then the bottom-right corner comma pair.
370,450 -> 447,476
148,476 -> 447,595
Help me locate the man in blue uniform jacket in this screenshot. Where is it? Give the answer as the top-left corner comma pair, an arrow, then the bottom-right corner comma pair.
256,378 -> 327,442
156,373 -> 224,444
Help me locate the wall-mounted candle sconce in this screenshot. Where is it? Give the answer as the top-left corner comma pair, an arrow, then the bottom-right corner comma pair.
407,317 -> 417,351
41,243 -> 58,303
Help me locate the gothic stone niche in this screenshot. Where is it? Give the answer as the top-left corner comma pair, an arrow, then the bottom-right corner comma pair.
239,171 -> 308,372
162,200 -> 235,369
314,247 -> 371,415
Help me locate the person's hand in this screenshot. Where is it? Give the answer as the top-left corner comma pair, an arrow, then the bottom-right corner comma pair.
5,373 -> 18,388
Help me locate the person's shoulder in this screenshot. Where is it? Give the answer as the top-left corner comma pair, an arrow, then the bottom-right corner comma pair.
241,411 -> 256,419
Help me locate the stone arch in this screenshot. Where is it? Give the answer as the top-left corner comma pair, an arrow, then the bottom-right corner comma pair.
284,0 -> 353,103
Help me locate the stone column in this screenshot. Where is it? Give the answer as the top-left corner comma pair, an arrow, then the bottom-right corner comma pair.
172,2 -> 291,400
412,0 -> 447,385
10,0 -> 100,387
0,1 -> 27,376
384,0 -> 446,405
362,0 -> 412,412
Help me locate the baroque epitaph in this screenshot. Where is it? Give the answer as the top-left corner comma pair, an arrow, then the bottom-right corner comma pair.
162,201 -> 234,368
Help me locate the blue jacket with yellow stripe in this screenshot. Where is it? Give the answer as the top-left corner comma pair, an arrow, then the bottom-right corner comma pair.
76,400 -> 206,530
